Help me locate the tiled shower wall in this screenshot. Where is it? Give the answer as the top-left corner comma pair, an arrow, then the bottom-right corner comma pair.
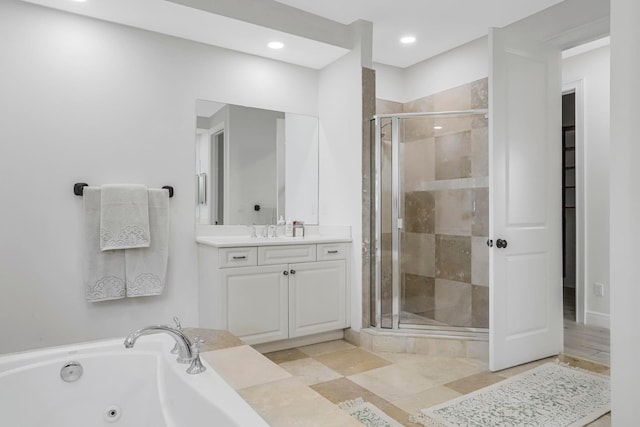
376,78 -> 489,329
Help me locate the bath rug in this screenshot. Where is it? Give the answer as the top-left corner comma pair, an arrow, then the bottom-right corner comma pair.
339,397 -> 404,427
411,362 -> 610,427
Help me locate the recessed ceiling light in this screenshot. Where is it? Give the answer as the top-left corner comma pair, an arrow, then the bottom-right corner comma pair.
433,126 -> 443,130
268,41 -> 284,50
400,36 -> 416,44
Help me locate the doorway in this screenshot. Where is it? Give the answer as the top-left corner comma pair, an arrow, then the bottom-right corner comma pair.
561,41 -> 611,365
212,130 -> 225,225
562,92 -> 577,321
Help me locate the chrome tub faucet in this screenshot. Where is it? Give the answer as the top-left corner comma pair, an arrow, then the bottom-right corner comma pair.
124,324 -> 193,364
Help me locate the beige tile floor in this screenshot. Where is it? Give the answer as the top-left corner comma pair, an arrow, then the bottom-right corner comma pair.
265,340 -> 611,427
201,343 -> 362,427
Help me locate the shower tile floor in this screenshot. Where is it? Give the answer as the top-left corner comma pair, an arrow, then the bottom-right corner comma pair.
264,340 -> 611,426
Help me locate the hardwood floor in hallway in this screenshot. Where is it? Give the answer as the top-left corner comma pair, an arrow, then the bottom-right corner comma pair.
563,287 -> 610,366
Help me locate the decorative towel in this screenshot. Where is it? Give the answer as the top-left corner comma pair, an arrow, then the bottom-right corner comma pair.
83,187 -> 126,301
100,184 -> 150,251
125,188 -> 170,297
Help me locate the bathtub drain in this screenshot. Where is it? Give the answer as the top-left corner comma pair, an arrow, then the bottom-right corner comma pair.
104,405 -> 122,423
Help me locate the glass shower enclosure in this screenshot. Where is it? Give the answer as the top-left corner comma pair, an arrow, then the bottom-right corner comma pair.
370,110 -> 490,334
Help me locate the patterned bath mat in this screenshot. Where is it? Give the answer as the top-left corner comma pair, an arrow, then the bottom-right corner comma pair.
411,362 -> 610,427
339,397 -> 404,427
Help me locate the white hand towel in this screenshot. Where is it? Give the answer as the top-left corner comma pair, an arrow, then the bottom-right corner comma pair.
125,188 -> 170,297
100,184 -> 150,251
83,187 -> 126,302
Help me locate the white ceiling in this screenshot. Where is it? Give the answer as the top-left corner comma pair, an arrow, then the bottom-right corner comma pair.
275,0 -> 566,68
19,0 -> 350,69
21,0 -> 566,69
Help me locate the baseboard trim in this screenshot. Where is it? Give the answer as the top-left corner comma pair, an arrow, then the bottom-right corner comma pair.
344,328 -> 361,346
585,310 -> 610,329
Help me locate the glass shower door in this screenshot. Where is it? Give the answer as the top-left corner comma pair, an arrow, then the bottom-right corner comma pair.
372,110 -> 489,332
397,112 -> 489,331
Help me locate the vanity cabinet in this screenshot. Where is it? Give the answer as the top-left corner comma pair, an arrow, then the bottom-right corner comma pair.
221,265 -> 289,344
288,259 -> 346,338
198,241 -> 350,346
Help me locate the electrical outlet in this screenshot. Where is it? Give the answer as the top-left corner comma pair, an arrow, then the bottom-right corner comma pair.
593,282 -> 605,297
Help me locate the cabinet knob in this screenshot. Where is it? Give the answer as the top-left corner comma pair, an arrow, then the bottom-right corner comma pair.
290,269 -> 296,275
283,270 -> 289,276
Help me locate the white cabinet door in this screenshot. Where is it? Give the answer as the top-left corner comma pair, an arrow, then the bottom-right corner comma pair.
288,260 -> 347,338
489,27 -> 563,371
221,264 -> 289,345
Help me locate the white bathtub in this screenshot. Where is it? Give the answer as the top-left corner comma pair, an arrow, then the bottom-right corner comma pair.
0,334 -> 269,427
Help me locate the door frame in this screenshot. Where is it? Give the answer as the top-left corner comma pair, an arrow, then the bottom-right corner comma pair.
562,80 -> 586,324
208,121 -> 226,225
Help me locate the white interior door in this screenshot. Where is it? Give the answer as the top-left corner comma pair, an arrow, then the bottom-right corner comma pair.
489,27 -> 563,371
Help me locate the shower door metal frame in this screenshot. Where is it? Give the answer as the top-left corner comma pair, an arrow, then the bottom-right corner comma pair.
373,116 -> 382,328
372,109 -> 490,335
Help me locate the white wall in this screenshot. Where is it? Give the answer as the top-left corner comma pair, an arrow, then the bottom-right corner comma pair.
610,0 -> 640,422
373,62 -> 405,103
319,48 -> 363,330
375,37 -> 489,104
562,45 -> 610,328
405,36 -> 488,102
0,0 -> 318,354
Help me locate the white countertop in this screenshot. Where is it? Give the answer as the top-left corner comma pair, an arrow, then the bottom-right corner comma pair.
196,235 -> 352,248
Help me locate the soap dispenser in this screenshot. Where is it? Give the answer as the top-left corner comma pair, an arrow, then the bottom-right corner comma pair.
285,219 -> 294,237
293,220 -> 304,238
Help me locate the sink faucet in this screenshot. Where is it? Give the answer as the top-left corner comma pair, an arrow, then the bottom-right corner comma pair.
248,223 -> 257,238
124,325 -> 193,364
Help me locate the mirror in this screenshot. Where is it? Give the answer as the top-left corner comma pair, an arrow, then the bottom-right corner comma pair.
195,100 -> 319,226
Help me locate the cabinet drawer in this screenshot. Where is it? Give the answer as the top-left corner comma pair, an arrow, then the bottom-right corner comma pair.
317,243 -> 348,261
219,247 -> 257,268
258,245 -> 316,265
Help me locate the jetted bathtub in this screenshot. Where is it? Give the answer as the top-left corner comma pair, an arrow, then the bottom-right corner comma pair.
0,334 -> 269,427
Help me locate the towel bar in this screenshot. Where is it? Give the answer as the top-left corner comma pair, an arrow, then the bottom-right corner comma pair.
73,183 -> 174,198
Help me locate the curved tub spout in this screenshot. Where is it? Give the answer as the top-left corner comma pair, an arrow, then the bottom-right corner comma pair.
124,325 -> 193,363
